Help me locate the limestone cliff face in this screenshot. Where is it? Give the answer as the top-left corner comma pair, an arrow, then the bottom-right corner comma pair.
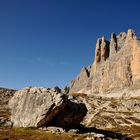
70,29 -> 140,93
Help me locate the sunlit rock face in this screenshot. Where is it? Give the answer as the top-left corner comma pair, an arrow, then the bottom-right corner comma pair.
68,29 -> 140,139
70,29 -> 140,94
9,87 -> 87,128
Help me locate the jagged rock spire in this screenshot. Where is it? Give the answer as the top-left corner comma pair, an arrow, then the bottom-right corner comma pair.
110,33 -> 117,58
94,38 -> 101,63
101,36 -> 110,61
126,29 -> 137,40
117,32 -> 126,49
94,36 -> 110,64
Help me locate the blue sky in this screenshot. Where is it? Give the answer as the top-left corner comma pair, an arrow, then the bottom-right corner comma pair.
0,0 -> 140,89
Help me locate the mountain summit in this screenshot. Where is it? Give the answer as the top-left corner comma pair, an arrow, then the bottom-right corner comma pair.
70,29 -> 140,94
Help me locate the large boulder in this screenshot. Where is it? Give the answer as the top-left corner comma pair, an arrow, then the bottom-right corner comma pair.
8,87 -> 87,128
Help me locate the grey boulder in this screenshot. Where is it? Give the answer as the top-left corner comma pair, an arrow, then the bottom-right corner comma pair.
9,87 -> 87,128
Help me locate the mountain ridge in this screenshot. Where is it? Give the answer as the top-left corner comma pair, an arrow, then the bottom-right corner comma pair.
70,29 -> 140,94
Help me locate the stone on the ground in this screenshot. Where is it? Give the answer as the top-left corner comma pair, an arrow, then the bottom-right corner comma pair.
9,87 -> 87,128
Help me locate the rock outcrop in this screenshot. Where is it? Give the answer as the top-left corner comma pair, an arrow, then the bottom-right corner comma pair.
74,92 -> 140,139
70,29 -> 140,94
70,67 -> 90,93
0,88 -> 16,126
9,87 -> 87,128
69,29 -> 140,139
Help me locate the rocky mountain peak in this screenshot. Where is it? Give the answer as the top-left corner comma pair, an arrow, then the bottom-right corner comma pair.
127,29 -> 137,40
70,29 -> 140,94
110,33 -> 117,58
94,36 -> 110,64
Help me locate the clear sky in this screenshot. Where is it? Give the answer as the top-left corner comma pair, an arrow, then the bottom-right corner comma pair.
0,0 -> 140,89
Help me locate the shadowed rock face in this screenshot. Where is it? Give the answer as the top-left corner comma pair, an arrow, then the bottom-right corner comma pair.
9,87 -> 87,128
70,29 -> 140,93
